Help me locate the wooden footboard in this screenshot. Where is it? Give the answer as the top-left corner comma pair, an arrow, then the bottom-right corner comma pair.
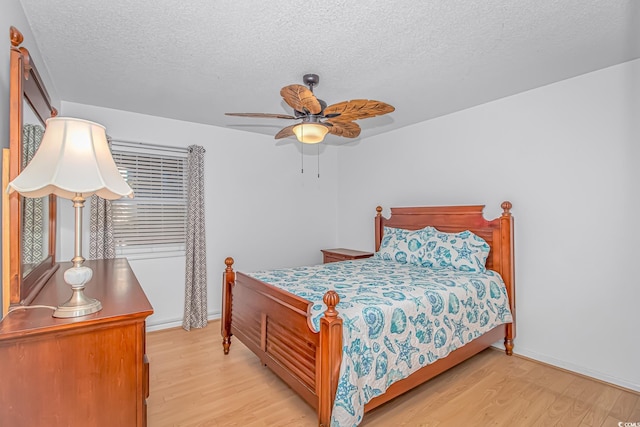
221,258 -> 342,426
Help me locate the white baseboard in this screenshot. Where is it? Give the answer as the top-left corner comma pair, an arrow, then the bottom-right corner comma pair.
513,346 -> 640,393
146,311 -> 221,332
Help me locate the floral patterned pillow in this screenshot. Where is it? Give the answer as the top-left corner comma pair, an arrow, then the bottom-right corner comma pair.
421,229 -> 490,272
375,226 -> 436,265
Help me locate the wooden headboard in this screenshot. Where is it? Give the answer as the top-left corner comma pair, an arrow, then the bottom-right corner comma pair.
374,201 -> 516,344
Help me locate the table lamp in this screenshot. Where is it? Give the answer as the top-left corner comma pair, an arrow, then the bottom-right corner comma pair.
7,117 -> 133,318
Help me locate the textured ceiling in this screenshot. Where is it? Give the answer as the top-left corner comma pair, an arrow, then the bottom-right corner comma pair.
19,0 -> 640,142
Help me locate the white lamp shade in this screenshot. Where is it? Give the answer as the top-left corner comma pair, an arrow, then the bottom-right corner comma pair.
292,123 -> 329,144
7,117 -> 133,200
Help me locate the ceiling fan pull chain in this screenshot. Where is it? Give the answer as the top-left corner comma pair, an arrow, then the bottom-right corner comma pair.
301,141 -> 304,174
317,143 -> 320,178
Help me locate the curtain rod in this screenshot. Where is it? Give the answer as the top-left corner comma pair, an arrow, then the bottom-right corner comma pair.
108,138 -> 190,154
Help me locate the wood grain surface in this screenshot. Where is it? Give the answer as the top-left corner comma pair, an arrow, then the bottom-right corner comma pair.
147,322 -> 639,426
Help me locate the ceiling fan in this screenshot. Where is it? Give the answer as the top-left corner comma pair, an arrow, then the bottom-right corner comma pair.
225,74 -> 395,144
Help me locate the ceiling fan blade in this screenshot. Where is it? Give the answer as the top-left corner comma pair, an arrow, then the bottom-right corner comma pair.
280,84 -> 322,115
225,112 -> 298,119
274,124 -> 296,139
323,100 -> 395,122
326,120 -> 361,138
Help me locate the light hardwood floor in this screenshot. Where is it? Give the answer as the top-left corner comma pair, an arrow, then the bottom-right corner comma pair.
147,321 -> 639,426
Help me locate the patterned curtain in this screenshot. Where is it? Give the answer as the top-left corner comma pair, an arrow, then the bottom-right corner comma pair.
89,195 -> 115,259
183,145 -> 207,331
22,124 -> 44,265
89,137 -> 116,259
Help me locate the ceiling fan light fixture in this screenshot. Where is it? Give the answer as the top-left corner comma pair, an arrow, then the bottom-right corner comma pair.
292,123 -> 328,144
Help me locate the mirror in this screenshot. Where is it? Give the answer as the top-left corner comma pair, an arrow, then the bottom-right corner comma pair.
20,107 -> 49,277
6,26 -> 58,307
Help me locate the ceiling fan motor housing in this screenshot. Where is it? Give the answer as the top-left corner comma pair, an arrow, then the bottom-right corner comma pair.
294,99 -> 327,118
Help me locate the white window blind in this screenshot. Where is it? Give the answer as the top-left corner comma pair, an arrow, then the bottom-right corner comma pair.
110,143 -> 188,259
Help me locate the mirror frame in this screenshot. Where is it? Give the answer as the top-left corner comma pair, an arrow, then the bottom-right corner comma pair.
7,26 -> 58,306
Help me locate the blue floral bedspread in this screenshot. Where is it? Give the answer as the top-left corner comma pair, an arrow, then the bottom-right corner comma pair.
247,258 -> 513,427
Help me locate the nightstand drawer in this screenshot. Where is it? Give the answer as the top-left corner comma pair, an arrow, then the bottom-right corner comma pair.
321,248 -> 374,264
324,253 -> 349,263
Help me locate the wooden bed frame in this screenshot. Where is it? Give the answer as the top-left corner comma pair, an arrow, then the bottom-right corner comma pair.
222,202 -> 515,426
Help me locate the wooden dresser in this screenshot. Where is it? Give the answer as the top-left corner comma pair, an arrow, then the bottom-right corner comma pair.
0,258 -> 153,427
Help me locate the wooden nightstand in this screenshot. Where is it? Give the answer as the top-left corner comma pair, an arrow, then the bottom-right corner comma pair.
321,248 -> 374,264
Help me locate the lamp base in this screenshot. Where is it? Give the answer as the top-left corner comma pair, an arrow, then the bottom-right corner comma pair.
53,292 -> 102,318
53,264 -> 102,318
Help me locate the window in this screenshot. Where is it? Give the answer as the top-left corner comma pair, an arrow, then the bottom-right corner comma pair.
110,142 -> 188,259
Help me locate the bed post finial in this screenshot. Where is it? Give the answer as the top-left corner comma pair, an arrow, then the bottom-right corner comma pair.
376,206 -> 382,216
501,201 -> 512,216
323,290 -> 340,317
10,26 -> 23,47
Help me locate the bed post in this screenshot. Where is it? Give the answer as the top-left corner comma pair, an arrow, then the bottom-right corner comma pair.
374,206 -> 383,251
500,202 -> 516,355
318,290 -> 342,427
222,257 -> 235,355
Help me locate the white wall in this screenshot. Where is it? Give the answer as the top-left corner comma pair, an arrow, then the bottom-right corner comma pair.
336,59 -> 640,391
59,102 -> 340,328
1,1 -> 60,315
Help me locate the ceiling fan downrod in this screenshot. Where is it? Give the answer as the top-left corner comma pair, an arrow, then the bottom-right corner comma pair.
302,73 -> 319,92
